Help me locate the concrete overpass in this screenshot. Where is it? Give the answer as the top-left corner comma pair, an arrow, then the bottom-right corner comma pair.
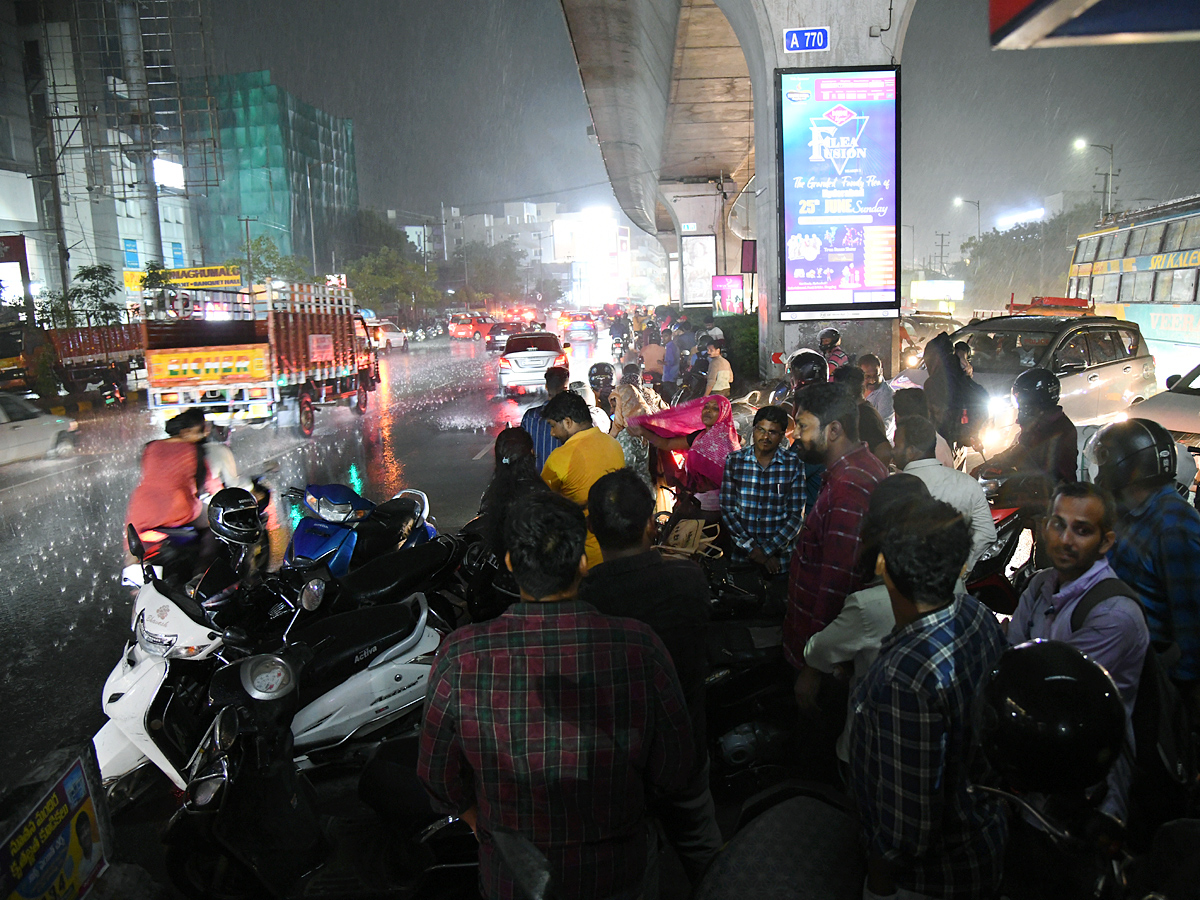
559,0 -> 919,376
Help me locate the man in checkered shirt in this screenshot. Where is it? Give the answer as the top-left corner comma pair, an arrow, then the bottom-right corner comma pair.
417,492 -> 694,900
719,404 -> 805,576
848,497 -> 1008,900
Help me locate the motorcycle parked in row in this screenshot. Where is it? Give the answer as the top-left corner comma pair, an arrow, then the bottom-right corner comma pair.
96,493 -> 465,809
162,633 -> 477,899
282,485 -> 436,580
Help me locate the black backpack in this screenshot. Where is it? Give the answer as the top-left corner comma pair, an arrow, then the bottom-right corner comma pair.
1071,578 -> 1199,847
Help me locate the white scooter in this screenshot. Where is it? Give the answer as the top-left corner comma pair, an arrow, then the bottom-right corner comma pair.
94,525 -> 444,810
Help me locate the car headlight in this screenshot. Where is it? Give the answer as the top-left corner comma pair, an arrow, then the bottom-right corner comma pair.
988,395 -> 1013,417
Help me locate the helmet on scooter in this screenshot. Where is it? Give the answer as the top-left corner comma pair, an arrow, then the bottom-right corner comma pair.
1083,418 -> 1177,493
787,349 -> 828,388
588,362 -> 615,394
208,488 -> 263,546
1011,367 -> 1061,413
980,640 -> 1125,795
621,363 -> 642,385
696,334 -> 713,354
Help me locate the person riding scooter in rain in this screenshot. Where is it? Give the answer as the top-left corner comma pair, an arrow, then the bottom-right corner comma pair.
976,368 -> 1078,493
125,407 -> 217,576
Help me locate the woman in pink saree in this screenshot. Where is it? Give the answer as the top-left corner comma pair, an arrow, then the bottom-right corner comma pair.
628,395 -> 741,515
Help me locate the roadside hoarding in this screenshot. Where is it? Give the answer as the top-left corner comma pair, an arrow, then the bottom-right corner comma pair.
776,65 -> 899,321
123,265 -> 242,292
682,235 -> 717,308
712,275 -> 745,313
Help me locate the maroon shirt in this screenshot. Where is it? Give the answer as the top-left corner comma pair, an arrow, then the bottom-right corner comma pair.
785,443 -> 888,667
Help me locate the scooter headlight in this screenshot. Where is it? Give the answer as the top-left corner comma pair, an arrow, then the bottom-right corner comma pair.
189,758 -> 229,808
134,612 -> 176,657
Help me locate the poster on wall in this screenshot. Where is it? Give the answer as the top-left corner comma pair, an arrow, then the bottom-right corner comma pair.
712,275 -> 745,314
776,65 -> 899,321
682,235 -> 717,308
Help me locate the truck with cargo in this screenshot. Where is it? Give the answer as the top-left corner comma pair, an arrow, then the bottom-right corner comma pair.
143,282 -> 378,436
0,320 -> 143,394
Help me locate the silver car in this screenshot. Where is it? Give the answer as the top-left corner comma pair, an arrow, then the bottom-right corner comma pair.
0,393 -> 78,463
891,315 -> 1157,455
497,333 -> 570,395
1130,364 -> 1200,455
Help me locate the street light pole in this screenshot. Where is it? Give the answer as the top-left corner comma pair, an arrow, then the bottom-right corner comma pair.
1073,139 -> 1116,217
306,163 -> 319,278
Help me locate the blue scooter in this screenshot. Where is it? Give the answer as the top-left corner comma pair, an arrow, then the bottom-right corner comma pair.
283,484 -> 436,578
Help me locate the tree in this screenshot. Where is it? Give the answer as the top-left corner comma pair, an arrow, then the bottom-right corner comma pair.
452,239 -> 526,302
224,235 -> 311,285
333,209 -> 421,266
951,203 -> 1103,309
35,264 -> 123,328
346,245 -> 439,325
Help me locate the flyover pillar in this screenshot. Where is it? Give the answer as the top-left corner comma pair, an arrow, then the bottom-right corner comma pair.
714,0 -> 917,378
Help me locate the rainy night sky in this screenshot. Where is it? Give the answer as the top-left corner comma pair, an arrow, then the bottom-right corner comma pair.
208,0 -> 1200,260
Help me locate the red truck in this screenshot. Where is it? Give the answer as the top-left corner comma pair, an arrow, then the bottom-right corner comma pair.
143,282 -> 379,436
0,320 -> 142,393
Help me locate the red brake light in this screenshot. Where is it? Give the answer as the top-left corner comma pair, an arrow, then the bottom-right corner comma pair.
553,353 -> 568,367
139,529 -> 168,543
499,357 -> 512,369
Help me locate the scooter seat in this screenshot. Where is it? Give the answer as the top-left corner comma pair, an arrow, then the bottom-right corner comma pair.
337,539 -> 456,608
350,497 -> 423,564
293,603 -> 420,701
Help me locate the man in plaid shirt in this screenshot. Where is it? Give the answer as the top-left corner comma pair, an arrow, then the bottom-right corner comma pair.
848,498 -> 1008,900
417,492 -> 695,900
720,405 -> 805,576
785,383 -> 888,669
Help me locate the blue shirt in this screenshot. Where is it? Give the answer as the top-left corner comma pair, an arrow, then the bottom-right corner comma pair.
663,340 -> 681,383
848,594 -> 1008,899
1108,484 -> 1200,683
719,444 -> 805,569
521,405 -> 562,474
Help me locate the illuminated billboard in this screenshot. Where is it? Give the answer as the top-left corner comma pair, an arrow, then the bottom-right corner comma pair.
776,66 -> 899,321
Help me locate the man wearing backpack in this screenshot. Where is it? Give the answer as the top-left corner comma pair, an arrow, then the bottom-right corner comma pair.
1007,481 -> 1149,823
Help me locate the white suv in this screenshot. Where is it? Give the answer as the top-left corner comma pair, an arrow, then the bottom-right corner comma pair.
371,321 -> 409,354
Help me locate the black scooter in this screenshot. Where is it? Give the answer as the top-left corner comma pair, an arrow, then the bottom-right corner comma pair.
163,633 -> 476,899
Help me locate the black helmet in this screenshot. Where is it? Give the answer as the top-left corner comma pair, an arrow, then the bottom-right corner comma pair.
979,640 -> 1125,796
588,361 -> 615,393
1011,367 -> 1061,412
1084,418 -> 1177,492
696,334 -> 714,353
818,327 -> 841,346
208,488 -> 263,546
788,349 -> 828,388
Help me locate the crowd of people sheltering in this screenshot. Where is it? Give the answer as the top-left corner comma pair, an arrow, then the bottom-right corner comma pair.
424,319 -> 1200,900
124,313 -> 1200,900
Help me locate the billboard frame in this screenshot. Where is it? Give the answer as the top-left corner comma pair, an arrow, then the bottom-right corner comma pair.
775,64 -> 901,322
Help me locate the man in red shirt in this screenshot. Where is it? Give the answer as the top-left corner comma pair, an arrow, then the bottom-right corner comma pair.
786,383 -> 888,770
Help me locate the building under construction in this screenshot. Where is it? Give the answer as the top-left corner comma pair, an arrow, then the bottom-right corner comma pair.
194,70 -> 358,281
15,0 -> 221,296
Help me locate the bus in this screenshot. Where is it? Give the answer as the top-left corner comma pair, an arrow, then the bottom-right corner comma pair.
1066,194 -> 1200,379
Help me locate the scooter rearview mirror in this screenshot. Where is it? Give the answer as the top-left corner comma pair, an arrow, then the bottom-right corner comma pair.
127,524 -> 144,561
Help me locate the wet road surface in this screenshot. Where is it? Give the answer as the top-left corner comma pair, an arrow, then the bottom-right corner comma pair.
0,334 -> 610,785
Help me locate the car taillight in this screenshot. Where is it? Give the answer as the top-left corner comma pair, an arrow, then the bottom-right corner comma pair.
499,358 -> 512,369
553,353 -> 568,367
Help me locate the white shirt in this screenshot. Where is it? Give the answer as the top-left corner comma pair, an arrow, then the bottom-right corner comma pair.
204,442 -> 252,491
934,432 -> 955,467
903,457 -> 997,570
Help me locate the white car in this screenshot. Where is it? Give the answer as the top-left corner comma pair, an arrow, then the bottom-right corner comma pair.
0,393 -> 78,463
370,321 -> 409,354
1130,363 -> 1200,455
497,333 -> 570,395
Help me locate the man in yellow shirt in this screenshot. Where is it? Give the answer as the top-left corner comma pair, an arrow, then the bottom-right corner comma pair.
541,390 -> 626,568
